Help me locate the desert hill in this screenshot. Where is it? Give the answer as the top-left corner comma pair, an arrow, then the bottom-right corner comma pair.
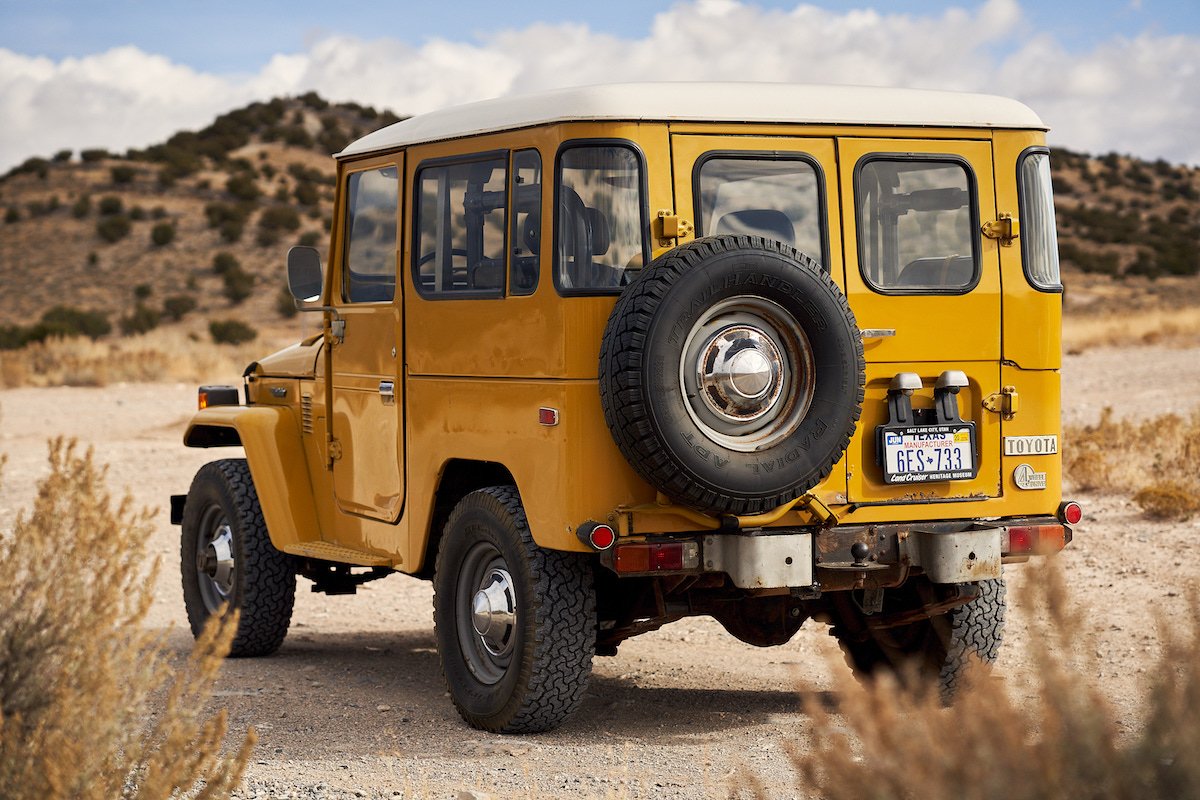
0,93 -> 1198,347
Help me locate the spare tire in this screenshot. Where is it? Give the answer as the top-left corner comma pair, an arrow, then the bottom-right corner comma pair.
599,235 -> 864,516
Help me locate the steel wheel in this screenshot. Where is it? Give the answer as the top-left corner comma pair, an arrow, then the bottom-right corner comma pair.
456,542 -> 518,685
194,506 -> 236,613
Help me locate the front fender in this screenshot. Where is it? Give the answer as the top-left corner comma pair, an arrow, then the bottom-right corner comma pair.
184,406 -> 319,551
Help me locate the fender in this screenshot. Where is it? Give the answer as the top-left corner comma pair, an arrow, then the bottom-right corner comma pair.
184,406 -> 320,551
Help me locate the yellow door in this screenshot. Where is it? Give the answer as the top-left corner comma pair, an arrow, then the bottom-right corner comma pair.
838,138 -> 1002,504
330,157 -> 405,524
669,134 -> 847,503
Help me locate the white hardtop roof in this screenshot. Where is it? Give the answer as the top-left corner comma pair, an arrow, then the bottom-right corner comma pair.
338,82 -> 1046,159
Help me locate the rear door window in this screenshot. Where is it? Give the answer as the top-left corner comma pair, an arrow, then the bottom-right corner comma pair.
855,158 -> 979,293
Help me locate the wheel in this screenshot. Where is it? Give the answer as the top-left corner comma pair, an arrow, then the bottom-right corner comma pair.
181,459 -> 295,657
599,235 -> 864,516
433,487 -> 596,733
829,578 -> 1006,700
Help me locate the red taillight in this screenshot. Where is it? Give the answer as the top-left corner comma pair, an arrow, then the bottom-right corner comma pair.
1059,501 -> 1083,526
613,543 -> 695,573
1005,524 -> 1067,556
589,524 -> 616,551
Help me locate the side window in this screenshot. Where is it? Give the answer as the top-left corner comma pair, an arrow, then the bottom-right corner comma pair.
343,166 -> 399,303
856,158 -> 978,293
695,155 -> 825,266
1018,149 -> 1062,291
555,144 -> 647,294
414,156 -> 507,298
509,149 -> 541,296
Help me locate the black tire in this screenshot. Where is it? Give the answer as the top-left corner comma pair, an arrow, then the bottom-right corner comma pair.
830,578 -> 1006,699
433,487 -> 596,733
181,459 -> 295,657
599,235 -> 864,516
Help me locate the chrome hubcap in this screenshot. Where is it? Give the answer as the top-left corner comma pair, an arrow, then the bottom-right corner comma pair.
680,295 -> 816,452
195,512 -> 236,612
471,568 -> 517,657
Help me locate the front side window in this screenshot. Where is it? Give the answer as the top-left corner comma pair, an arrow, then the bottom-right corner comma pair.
696,155 -> 825,265
414,156 -> 507,298
555,144 -> 647,293
1018,149 -> 1062,291
343,166 -> 399,303
856,158 -> 978,293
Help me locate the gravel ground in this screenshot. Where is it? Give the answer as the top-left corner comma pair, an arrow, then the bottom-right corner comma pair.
2,343 -> 1198,799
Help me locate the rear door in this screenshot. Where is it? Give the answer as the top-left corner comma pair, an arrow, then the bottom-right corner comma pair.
837,138 -> 1002,503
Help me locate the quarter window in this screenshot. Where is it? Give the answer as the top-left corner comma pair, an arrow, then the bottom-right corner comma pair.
696,156 -> 825,266
343,166 -> 399,303
509,149 -> 541,296
856,158 -> 978,293
555,145 -> 647,293
414,156 -> 507,298
1018,150 -> 1062,291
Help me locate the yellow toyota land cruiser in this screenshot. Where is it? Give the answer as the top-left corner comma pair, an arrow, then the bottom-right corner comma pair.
173,83 -> 1080,733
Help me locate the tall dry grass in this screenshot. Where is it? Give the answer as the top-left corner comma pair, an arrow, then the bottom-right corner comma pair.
1064,407 -> 1200,519
0,440 -> 254,799
1064,306 -> 1200,353
0,329 -> 286,389
747,561 -> 1200,800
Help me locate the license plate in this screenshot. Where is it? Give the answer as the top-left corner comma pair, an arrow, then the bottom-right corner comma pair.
880,424 -> 977,484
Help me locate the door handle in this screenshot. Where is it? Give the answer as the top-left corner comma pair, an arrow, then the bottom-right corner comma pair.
860,328 -> 896,339
379,380 -> 395,405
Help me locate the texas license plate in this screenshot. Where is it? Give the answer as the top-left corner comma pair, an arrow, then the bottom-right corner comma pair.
880,424 -> 977,484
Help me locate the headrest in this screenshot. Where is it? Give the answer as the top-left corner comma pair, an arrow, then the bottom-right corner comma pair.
714,208 -> 795,246
585,207 -> 610,256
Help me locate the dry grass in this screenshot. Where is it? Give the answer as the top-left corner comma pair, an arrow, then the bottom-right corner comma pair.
748,561 -> 1200,800
0,328 -> 282,389
1064,306 -> 1200,353
0,440 -> 254,799
1064,407 -> 1200,519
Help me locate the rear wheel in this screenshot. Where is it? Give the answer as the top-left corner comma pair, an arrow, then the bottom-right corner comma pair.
829,578 -> 1006,699
180,459 -> 295,657
433,487 -> 596,733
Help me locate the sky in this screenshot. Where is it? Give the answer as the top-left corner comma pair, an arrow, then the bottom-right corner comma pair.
1,0 -> 1198,171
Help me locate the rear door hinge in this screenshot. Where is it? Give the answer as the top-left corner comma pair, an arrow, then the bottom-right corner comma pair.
981,213 -> 1019,247
982,385 -> 1020,419
654,209 -> 694,247
327,437 -> 343,468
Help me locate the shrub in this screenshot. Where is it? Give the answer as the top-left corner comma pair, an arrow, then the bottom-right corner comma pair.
255,226 -> 280,247
118,303 -> 160,335
219,219 -> 244,243
151,205 -> 167,220
37,305 -> 111,340
212,252 -> 240,275
110,165 -> 137,184
1133,481 -> 1200,520
293,181 -> 319,206
52,149 -> 73,162
79,148 -> 111,162
129,205 -> 146,221
71,194 -> 91,218
0,440 -> 254,798
150,221 -> 175,246
276,285 -> 299,318
298,230 -> 321,247
225,172 -> 260,202
259,205 -> 300,232
4,207 -> 19,224
222,266 -> 255,304
209,319 -> 257,344
97,195 -> 123,215
134,284 -> 152,301
768,562 -> 1200,800
95,214 -> 131,243
162,294 -> 197,321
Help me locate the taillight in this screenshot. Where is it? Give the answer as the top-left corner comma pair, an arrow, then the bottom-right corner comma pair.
1059,500 -> 1083,526
575,521 -> 616,551
1005,524 -> 1067,556
613,542 -> 700,573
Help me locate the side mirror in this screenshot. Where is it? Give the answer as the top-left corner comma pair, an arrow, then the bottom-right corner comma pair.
286,246 -> 324,304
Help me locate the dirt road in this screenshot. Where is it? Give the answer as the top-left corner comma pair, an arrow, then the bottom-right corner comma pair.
1,343 -> 1197,799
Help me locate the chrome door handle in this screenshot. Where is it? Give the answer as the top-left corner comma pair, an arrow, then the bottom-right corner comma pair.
861,328 -> 897,339
379,380 -> 395,405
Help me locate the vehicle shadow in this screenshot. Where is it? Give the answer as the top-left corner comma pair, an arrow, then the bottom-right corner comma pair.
161,626 -> 841,759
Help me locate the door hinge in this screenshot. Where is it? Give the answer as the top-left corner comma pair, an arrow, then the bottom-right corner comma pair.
982,385 -> 1020,419
327,437 -> 343,467
654,209 -> 694,247
329,318 -> 346,345
981,213 -> 1020,247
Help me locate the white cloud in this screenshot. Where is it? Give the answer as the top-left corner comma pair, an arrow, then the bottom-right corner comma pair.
1,0 -> 1198,170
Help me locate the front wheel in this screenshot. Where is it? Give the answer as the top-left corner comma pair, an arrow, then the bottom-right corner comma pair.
433,487 -> 596,733
180,459 -> 295,657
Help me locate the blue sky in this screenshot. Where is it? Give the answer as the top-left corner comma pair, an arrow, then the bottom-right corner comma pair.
1,0 -> 1198,168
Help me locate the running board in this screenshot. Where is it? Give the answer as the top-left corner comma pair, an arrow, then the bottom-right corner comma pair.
281,541 -> 394,567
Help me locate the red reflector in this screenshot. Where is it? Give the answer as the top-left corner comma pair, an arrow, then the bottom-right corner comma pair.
614,543 -> 685,573
538,407 -> 559,426
1060,501 -> 1083,525
1006,524 -> 1067,556
589,524 -> 616,550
